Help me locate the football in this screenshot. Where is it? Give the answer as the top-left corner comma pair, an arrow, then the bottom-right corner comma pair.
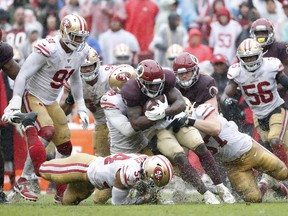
143,94 -> 165,112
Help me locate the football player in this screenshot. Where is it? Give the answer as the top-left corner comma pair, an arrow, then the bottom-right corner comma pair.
62,47 -> 112,204
0,29 -> 20,204
8,111 -> 174,205
101,64 -> 152,155
1,14 -> 90,203
179,102 -> 288,202
172,52 -> 235,202
221,38 -> 288,177
112,43 -> 133,66
121,59 -> 235,204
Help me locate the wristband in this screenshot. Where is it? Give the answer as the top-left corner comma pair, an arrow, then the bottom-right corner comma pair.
186,118 -> 196,126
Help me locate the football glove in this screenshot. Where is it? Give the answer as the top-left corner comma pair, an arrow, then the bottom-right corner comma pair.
1,95 -> 22,124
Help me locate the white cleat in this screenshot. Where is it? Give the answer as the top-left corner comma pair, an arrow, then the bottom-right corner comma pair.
216,183 -> 236,204
203,190 -> 220,204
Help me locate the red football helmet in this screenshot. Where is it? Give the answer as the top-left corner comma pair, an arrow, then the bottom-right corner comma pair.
172,52 -> 199,88
136,59 -> 165,98
250,18 -> 274,46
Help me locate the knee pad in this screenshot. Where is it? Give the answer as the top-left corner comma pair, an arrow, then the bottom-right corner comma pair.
38,126 -> 55,142
56,141 -> 72,157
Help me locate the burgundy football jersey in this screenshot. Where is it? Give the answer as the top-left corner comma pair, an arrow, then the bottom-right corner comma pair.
264,41 -> 288,62
177,74 -> 218,107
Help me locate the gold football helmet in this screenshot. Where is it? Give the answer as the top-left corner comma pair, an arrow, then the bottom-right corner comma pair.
59,14 -> 89,51
142,155 -> 173,187
80,47 -> 101,81
236,38 -> 264,72
109,64 -> 136,93
113,43 -> 133,65
166,44 -> 183,61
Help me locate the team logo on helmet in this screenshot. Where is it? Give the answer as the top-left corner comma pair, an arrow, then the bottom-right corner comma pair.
154,166 -> 163,182
209,86 -> 218,97
116,72 -> 132,81
63,19 -> 72,29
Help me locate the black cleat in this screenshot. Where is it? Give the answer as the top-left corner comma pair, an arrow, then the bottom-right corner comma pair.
0,191 -> 10,204
10,112 -> 38,127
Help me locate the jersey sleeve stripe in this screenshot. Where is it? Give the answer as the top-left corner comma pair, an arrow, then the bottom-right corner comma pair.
34,44 -> 50,57
100,102 -> 118,109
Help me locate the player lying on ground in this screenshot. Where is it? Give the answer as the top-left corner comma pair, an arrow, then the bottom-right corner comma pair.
7,112 -> 173,205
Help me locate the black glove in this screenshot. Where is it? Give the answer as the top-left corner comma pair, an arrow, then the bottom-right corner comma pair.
167,117 -> 187,133
65,91 -> 75,105
223,98 -> 238,107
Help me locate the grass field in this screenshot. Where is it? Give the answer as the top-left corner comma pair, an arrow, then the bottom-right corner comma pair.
1,191 -> 288,216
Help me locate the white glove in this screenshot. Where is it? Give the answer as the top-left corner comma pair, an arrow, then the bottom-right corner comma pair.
78,111 -> 89,129
76,99 -> 89,129
1,95 -> 22,123
145,95 -> 168,121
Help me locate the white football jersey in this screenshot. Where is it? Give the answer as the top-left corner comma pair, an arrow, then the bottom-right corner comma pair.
27,36 -> 89,105
194,104 -> 253,162
87,153 -> 148,189
82,65 -> 113,125
100,90 -> 148,154
228,58 -> 284,119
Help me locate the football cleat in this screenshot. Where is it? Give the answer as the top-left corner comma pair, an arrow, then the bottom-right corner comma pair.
216,183 -> 236,204
0,191 -> 10,204
14,177 -> 38,201
54,194 -> 63,204
203,190 -> 220,204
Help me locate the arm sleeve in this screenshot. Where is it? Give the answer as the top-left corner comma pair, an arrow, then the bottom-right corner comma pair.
104,108 -> 136,137
13,52 -> 46,97
277,72 -> 288,89
69,69 -> 84,105
111,187 -> 145,205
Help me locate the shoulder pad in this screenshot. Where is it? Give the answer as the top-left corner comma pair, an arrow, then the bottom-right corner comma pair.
100,90 -> 118,109
227,63 -> 241,80
264,57 -> 284,72
33,38 -> 57,57
193,103 -> 215,120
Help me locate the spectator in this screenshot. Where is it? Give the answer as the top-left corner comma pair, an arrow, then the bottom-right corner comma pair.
184,28 -> 212,63
209,7 -> 242,64
0,8 -> 12,32
125,0 -> 159,60
98,15 -> 140,65
90,0 -> 126,39
19,27 -> 41,60
42,12 -> 60,38
150,12 -> 187,67
275,1 -> 288,42
6,7 -> 27,48
154,0 -> 178,31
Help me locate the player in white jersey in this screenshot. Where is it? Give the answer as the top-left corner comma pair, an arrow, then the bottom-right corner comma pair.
62,47 -> 113,204
221,38 -> 288,170
4,110 -> 174,205
180,102 -> 288,202
1,14 -> 90,203
100,64 -> 152,155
